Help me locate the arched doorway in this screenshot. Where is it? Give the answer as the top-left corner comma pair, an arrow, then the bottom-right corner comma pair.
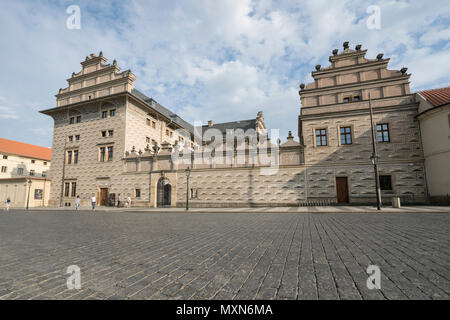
157,178 -> 171,207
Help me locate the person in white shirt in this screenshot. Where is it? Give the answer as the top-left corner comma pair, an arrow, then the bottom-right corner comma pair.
126,196 -> 131,208
75,195 -> 81,211
91,195 -> 96,211
4,197 -> 11,211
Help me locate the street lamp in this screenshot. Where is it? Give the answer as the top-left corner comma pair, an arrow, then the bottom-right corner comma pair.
369,93 -> 382,211
26,180 -> 32,210
185,166 -> 191,211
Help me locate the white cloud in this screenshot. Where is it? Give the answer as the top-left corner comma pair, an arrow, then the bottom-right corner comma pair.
0,0 -> 449,146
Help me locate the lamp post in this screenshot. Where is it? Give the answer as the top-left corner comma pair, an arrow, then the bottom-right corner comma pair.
185,166 -> 191,211
26,180 -> 32,210
369,93 -> 382,211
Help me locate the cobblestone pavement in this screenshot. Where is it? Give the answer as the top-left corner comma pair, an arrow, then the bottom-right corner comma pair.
0,210 -> 449,300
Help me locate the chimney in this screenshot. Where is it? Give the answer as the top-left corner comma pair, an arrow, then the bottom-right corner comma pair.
208,120 -> 214,127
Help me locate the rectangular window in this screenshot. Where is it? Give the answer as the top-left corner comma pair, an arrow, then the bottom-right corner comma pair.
107,146 -> 114,161
353,96 -> 360,102
166,129 -> 170,136
42,171 -> 47,178
76,116 -> 81,123
108,130 -> 114,137
152,121 -> 156,128
343,97 -> 350,103
379,175 -> 393,191
340,127 -> 352,145
75,135 -> 80,141
3,155 -> 8,159
377,124 -> 390,143
135,189 -> 141,198
74,150 -> 79,164
315,129 -> 327,146
71,182 -> 77,197
30,170 -> 35,176
31,160 -> 35,164
67,151 -> 72,165
100,147 -> 106,162
146,118 -> 151,126
146,137 -> 151,143
101,131 -> 107,137
110,109 -> 116,117
69,117 -> 75,124
68,136 -> 73,142
64,182 -> 70,197
1,166 -> 7,173
18,168 -> 24,175
34,189 -> 43,200
102,111 -> 108,118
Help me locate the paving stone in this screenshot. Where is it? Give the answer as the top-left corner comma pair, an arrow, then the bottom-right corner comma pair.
0,210 -> 449,300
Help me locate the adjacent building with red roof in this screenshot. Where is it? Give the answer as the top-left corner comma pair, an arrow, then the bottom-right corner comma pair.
416,86 -> 450,204
0,138 -> 52,208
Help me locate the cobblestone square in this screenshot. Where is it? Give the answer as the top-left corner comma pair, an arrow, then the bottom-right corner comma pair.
0,210 -> 449,300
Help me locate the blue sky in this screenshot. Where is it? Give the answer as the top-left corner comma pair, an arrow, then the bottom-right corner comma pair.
0,0 -> 449,148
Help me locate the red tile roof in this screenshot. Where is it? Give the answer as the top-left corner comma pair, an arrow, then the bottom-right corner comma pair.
0,138 -> 51,161
419,86 -> 450,108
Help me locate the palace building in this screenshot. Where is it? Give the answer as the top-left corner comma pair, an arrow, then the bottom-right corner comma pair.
40,43 -> 448,208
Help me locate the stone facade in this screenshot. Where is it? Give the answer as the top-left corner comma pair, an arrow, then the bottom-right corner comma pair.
41,45 -> 429,208
298,42 -> 427,205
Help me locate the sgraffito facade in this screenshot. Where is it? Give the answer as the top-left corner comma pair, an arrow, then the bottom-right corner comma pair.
41,44 -> 429,208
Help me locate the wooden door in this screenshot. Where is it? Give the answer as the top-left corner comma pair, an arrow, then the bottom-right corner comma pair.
100,188 -> 109,206
336,177 -> 349,204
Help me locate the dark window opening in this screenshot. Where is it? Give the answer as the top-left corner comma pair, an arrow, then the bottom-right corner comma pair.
71,182 -> 77,197
379,175 -> 393,191
340,127 -> 352,145
67,151 -> 72,165
377,123 -> 390,142
107,146 -> 114,161
64,182 -> 70,197
100,147 -> 106,162
315,129 -> 327,146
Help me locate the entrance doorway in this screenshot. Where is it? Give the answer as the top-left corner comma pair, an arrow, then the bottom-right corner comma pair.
100,188 -> 109,206
336,177 -> 349,204
157,178 -> 171,207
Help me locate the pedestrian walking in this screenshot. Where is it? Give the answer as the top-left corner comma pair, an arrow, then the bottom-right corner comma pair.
4,197 -> 11,211
117,193 -> 121,208
126,195 -> 131,208
91,195 -> 96,211
75,195 -> 81,211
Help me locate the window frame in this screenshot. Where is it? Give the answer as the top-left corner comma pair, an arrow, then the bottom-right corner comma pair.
1,166 -> 7,173
107,146 -> 114,161
339,126 -> 353,145
71,182 -> 77,197
315,128 -> 328,147
377,123 -> 390,143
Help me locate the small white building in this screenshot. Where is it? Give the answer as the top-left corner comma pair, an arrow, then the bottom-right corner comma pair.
0,138 -> 52,208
